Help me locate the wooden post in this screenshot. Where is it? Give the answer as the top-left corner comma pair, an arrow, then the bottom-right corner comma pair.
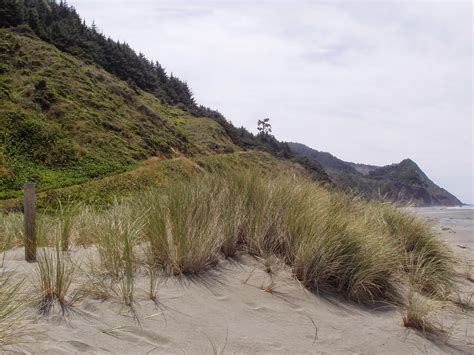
24,183 -> 37,262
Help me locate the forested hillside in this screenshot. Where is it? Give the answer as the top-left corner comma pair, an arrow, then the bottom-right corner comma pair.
0,0 -> 460,206
0,26 -> 242,198
0,0 -> 293,157
288,142 -> 462,206
0,27 -> 328,199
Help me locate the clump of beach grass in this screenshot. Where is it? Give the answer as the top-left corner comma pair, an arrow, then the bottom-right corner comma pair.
34,240 -> 77,315
403,291 -> 443,333
0,213 -> 23,252
143,177 -> 223,275
1,169 -> 453,314
381,207 -> 455,298
134,171 -> 455,304
144,261 -> 160,304
92,200 -> 145,308
286,188 -> 402,302
0,272 -> 25,346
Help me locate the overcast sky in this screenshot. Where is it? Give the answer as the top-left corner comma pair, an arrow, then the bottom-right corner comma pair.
69,0 -> 473,204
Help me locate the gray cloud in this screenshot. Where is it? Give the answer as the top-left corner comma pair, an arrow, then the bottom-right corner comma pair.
69,0 -> 473,203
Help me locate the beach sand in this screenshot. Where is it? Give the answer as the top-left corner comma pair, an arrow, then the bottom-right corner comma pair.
2,207 -> 473,354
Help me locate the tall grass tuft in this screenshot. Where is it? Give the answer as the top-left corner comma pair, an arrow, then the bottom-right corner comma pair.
11,170 -> 452,308
143,177 -> 223,275
92,201 -> 144,307
219,178 -> 245,258
0,272 -> 25,345
381,207 -> 455,298
56,201 -> 78,251
135,172 -> 455,303
34,240 -> 76,315
0,213 -> 23,252
403,291 -> 442,333
284,186 -> 401,301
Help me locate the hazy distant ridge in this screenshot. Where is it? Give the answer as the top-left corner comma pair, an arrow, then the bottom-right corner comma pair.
288,142 -> 462,207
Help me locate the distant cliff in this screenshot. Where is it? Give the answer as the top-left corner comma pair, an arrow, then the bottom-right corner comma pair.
288,143 -> 462,207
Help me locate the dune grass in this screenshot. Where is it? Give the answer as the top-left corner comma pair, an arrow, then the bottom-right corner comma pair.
403,291 -> 443,333
0,272 -> 25,345
91,201 -> 145,308
137,172 -> 454,303
381,207 -> 455,298
34,240 -> 77,315
143,178 -> 223,275
0,213 -> 23,252
0,170 -> 455,311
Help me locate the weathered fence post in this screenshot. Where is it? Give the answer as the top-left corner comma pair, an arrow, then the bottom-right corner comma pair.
24,183 -> 37,262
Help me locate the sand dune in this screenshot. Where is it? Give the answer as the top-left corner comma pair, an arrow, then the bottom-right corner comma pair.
2,207 -> 473,354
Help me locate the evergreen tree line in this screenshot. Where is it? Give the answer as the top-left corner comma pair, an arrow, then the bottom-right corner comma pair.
0,0 -> 298,160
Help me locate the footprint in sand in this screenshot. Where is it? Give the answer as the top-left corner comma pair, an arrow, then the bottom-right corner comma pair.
214,294 -> 229,301
244,301 -> 271,312
104,327 -> 172,348
63,340 -> 100,353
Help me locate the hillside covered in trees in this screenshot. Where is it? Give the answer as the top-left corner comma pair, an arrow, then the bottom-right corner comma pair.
0,20 -> 329,199
0,0 -> 460,206
0,0 -> 295,158
288,142 -> 462,206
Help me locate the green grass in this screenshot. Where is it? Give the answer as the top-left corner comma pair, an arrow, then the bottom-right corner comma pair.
0,150 -> 301,212
0,170 -> 455,314
143,177 -> 223,275
136,171 -> 454,303
34,241 -> 76,315
1,171 -> 455,304
0,28 -> 236,200
0,272 -> 25,345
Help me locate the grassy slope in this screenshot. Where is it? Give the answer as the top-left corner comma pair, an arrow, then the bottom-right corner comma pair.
0,150 -> 309,210
0,28 -> 236,199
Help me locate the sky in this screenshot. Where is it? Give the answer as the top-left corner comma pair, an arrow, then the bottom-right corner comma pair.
69,0 -> 473,204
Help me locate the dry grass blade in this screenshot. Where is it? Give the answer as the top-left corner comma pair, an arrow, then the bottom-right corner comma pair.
403,291 -> 443,334
143,177 -> 223,275
0,272 -> 26,346
34,242 -> 76,316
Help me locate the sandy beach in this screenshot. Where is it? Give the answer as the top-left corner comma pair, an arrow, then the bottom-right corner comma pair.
0,207 -> 472,354
409,207 -> 473,262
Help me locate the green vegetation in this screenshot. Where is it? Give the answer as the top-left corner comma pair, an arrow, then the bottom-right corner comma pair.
1,172 -> 455,304
0,272 -> 24,345
0,1 -> 462,348
0,0 -> 202,114
403,291 -> 443,333
0,25 -> 318,202
0,27 -> 239,199
34,239 -> 77,315
288,142 -> 462,206
0,0 -> 296,161
0,151 -> 312,211
0,169 -> 458,346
